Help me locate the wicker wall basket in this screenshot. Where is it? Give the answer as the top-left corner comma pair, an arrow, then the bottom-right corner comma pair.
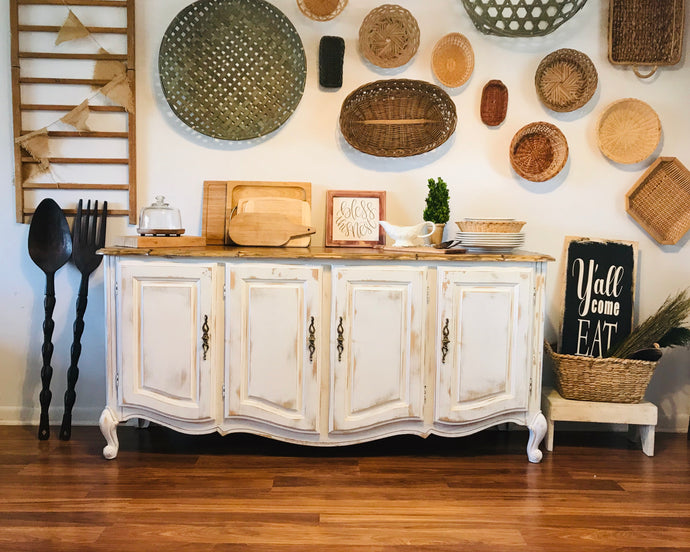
535,48 -> 598,112
431,33 -> 475,88
339,79 -> 457,157
480,80 -> 508,126
159,0 -> 306,141
597,98 -> 661,165
297,0 -> 347,21
359,4 -> 420,68
461,0 -> 589,38
626,156 -> 690,245
545,342 -> 658,403
608,0 -> 686,79
509,122 -> 569,182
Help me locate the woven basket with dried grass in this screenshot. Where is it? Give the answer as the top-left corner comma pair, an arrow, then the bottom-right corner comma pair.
626,157 -> 690,245
431,33 -> 474,88
545,342 -> 658,403
359,4 -> 420,68
297,0 -> 347,21
509,122 -> 569,182
597,98 -> 661,164
339,79 -> 457,157
535,48 -> 598,112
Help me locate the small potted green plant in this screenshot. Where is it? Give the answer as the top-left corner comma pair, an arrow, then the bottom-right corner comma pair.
423,177 -> 450,245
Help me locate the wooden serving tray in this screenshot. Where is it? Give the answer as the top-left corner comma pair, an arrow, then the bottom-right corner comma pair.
202,180 -> 312,245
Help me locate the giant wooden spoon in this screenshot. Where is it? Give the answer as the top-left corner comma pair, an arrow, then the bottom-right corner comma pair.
28,198 -> 72,440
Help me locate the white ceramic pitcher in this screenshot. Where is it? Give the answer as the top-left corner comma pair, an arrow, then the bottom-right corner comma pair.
379,220 -> 436,247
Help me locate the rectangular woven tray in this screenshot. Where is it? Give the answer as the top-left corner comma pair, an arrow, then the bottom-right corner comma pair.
626,157 -> 690,245
608,0 -> 685,74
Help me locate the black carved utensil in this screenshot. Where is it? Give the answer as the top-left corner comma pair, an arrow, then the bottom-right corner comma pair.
28,198 -> 72,440
60,199 -> 107,441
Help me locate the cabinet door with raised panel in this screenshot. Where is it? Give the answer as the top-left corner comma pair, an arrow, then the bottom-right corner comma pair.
436,266 -> 533,423
226,264 -> 322,433
330,265 -> 426,432
118,260 -> 221,422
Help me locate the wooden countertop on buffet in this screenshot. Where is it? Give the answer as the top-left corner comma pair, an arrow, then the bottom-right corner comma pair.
99,245 -> 554,263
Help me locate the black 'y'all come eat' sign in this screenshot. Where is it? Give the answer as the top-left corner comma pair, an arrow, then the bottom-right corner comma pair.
559,237 -> 638,357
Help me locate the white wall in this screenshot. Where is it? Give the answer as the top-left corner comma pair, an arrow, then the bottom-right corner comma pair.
1,0 -> 689,431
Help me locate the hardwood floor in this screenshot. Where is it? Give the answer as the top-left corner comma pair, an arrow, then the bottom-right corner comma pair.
0,425 -> 688,551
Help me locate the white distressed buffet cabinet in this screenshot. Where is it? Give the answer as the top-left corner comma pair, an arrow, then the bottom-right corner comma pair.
98,246 -> 553,462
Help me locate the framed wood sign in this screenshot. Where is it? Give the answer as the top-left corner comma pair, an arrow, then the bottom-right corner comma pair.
558,236 -> 638,357
326,190 -> 386,247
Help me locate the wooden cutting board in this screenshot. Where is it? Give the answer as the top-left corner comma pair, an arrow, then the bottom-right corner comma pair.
237,197 -> 311,247
203,180 -> 311,245
114,235 -> 207,248
228,212 -> 315,247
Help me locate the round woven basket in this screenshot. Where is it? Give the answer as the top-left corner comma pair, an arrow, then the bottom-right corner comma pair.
456,219 -> 526,233
545,342 -> 658,403
158,0 -> 306,141
510,121 -> 569,182
597,98 -> 661,164
461,0 -> 589,37
535,48 -> 598,112
339,79 -> 457,157
431,33 -> 475,88
359,4 -> 420,68
296,0 -> 347,21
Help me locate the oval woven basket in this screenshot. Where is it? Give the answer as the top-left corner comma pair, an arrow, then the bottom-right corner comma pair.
456,219 -> 526,233
159,0 -> 306,141
510,121 -> 569,182
359,4 -> 420,68
597,98 -> 661,164
461,0 -> 589,37
431,33 -> 475,88
297,0 -> 347,21
480,79 -> 508,126
339,79 -> 457,157
535,48 -> 598,112
545,342 -> 658,403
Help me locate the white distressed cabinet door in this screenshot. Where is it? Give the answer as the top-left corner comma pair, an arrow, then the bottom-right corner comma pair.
118,261 -> 219,421
330,266 -> 426,432
436,266 -> 533,423
226,264 -> 322,433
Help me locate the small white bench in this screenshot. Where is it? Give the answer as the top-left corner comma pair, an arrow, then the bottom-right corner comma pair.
541,387 -> 658,456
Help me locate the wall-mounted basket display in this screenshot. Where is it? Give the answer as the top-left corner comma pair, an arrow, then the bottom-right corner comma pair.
297,0 -> 348,21
158,0 -> 306,140
431,33 -> 475,88
359,4 -> 420,68
597,98 -> 661,165
460,0 -> 589,38
509,121 -> 569,182
535,48 -> 598,112
339,79 -> 457,157
625,156 -> 690,245
480,80 -> 508,126
608,0 -> 685,78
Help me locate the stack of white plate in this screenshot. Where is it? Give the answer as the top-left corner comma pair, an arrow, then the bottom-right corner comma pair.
455,231 -> 525,253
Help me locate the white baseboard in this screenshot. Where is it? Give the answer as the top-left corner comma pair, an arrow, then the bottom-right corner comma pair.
0,406 -> 103,426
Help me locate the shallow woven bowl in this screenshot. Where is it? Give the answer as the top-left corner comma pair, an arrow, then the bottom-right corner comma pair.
510,121 -> 569,182
359,4 -> 420,68
461,0 -> 589,37
431,32 -> 475,88
339,79 -> 457,157
297,0 -> 347,21
597,98 -> 661,164
535,48 -> 598,112
456,219 -> 526,233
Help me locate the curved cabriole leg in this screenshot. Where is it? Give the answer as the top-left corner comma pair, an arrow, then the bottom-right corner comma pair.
99,407 -> 119,460
527,412 -> 547,463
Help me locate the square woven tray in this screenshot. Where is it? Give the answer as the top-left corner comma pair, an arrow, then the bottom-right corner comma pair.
626,157 -> 690,245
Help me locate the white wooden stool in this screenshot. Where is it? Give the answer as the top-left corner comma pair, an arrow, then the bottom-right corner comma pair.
541,388 -> 658,456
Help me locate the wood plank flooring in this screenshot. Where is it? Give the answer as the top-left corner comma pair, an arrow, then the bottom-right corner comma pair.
0,425 -> 688,551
